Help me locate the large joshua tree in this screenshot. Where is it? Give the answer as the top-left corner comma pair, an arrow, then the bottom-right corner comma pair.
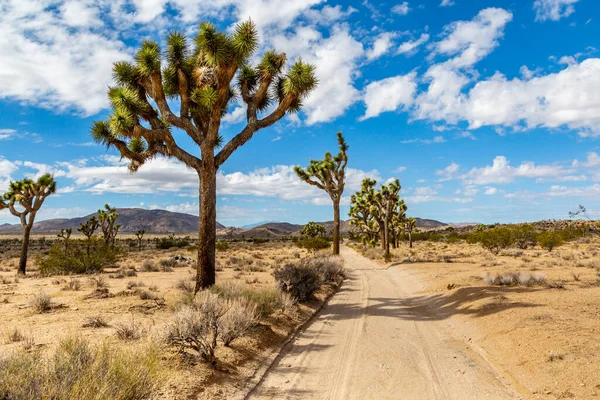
91,21 -> 317,292
0,174 -> 56,275
295,132 -> 348,255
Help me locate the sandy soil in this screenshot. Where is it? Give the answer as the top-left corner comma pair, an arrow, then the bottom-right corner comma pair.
0,240 -> 335,399
249,246 -> 522,399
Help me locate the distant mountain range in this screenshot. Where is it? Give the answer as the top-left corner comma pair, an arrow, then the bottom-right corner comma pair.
0,208 -> 224,234
0,208 -> 452,236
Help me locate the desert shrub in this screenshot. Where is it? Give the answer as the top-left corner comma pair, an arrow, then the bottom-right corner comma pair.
483,271 -> 545,286
176,278 -> 195,293
216,241 -> 229,252
471,227 -> 513,255
293,237 -> 330,252
219,299 -> 259,346
30,292 -> 52,313
211,282 -> 294,318
156,235 -> 190,249
274,262 -> 322,301
140,260 -> 159,272
303,254 -> 345,284
114,318 -> 141,341
167,292 -> 228,364
126,281 -> 145,290
5,328 -> 25,343
82,315 -> 109,328
0,337 -> 162,400
512,224 -> 538,249
538,231 -> 565,252
62,279 -> 82,291
38,239 -> 121,275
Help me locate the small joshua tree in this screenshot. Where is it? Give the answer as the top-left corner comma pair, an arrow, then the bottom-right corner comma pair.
348,178 -> 381,247
295,132 -> 348,255
300,221 -> 326,238
78,216 -> 100,256
404,217 -> 416,249
0,174 -> 56,275
389,200 -> 408,248
57,228 -> 72,252
135,229 -> 146,251
91,20 -> 317,292
98,204 -> 120,245
373,179 -> 402,259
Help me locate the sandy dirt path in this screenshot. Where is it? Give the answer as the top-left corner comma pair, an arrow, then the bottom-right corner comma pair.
248,246 -> 525,400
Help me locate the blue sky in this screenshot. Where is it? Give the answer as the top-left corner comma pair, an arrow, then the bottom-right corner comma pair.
1,0 -> 599,226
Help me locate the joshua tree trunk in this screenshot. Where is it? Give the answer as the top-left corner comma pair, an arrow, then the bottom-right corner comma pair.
409,232 -> 413,248
18,223 -> 33,275
333,200 -> 340,255
196,156 -> 217,293
383,219 -> 390,257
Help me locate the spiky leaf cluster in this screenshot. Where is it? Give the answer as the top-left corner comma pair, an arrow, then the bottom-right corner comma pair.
91,19 -> 317,173
294,132 -> 348,203
349,178 -> 408,247
0,174 -> 57,220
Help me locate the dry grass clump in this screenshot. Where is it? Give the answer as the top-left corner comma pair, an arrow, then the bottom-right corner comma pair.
175,278 -> 195,293
62,278 -> 82,291
210,281 -> 294,318
0,337 -> 163,399
140,260 -> 159,272
483,271 -> 546,287
30,292 -> 53,313
114,317 -> 142,341
82,315 -> 109,328
167,291 -> 258,363
5,328 -> 25,343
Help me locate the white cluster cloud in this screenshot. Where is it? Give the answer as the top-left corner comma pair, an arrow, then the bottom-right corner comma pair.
0,158 -> 18,192
360,73 -> 417,120
0,129 -> 16,140
391,2 -> 410,16
366,32 -> 396,61
0,0 -> 132,115
8,156 -> 381,203
533,0 -> 579,22
271,25 -> 364,124
463,156 -> 570,185
397,33 -> 430,55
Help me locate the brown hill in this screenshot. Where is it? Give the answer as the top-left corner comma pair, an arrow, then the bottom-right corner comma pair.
0,208 -> 225,234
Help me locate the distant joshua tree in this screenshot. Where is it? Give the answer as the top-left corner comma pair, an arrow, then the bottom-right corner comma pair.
348,178 -> 381,247
78,216 -> 100,256
0,174 -> 56,275
91,20 -> 317,292
349,178 -> 408,256
57,228 -> 72,252
135,229 -> 146,250
295,132 -> 348,255
374,179 -> 402,259
404,217 -> 416,248
98,204 -> 120,245
300,221 -> 326,238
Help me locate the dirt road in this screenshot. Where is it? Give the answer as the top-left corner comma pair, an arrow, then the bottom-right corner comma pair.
248,246 -> 524,400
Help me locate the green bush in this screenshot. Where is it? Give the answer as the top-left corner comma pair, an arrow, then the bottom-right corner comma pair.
538,231 -> 564,252
0,337 -> 162,400
38,239 -> 121,275
155,235 -> 190,249
470,227 -> 513,255
216,241 -> 229,252
293,237 -> 330,252
274,262 -> 322,301
511,224 -> 538,249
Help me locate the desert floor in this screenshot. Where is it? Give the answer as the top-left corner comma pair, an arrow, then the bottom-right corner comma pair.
1,236 -> 600,399
0,239 -> 337,399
